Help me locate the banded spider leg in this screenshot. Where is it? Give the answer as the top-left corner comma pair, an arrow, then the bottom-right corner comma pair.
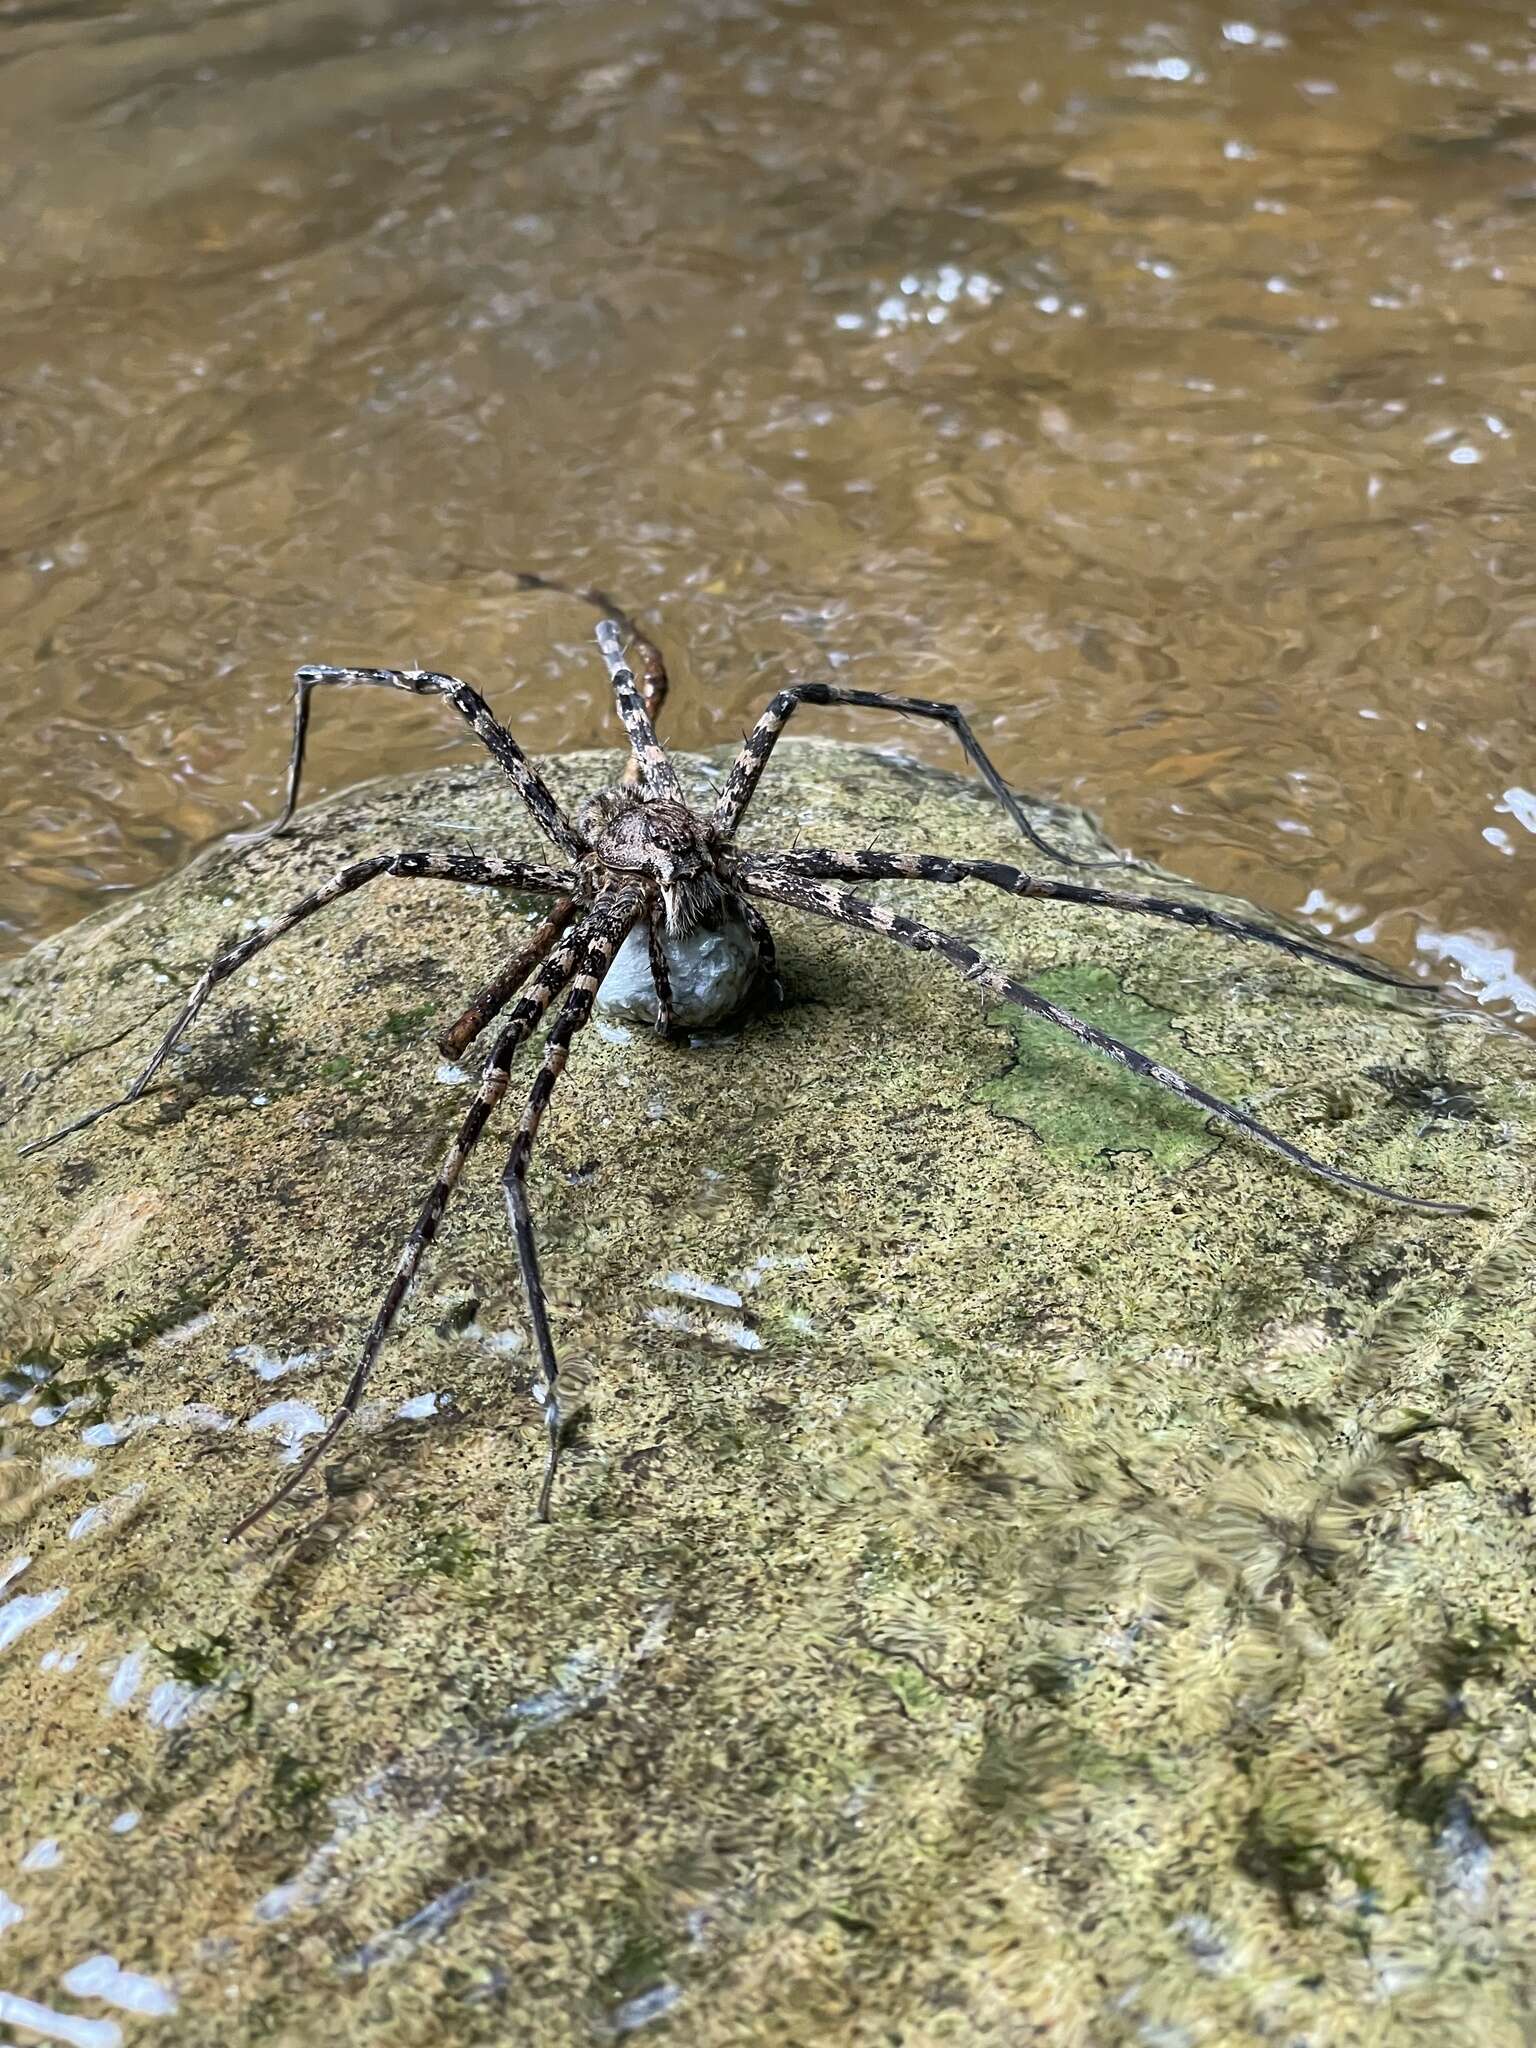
731,848 -> 1433,994
226,907 -> 596,1539
734,857 -> 1482,1219
19,851 -> 575,1157
499,885 -> 643,1521
234,661 -> 586,860
713,678 -> 1129,871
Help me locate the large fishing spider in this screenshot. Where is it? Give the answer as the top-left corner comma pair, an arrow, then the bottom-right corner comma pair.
22,577 -> 1478,1533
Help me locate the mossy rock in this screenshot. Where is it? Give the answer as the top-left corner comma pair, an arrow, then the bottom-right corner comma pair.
1,742 -> 1534,2047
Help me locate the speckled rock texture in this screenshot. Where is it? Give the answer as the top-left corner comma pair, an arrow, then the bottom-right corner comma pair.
1,741 -> 1533,2048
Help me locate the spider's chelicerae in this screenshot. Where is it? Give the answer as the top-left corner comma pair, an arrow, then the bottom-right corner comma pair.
23,576 -> 1479,1535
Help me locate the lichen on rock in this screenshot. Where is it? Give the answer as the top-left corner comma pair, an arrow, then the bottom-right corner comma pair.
0,741 -> 1533,2047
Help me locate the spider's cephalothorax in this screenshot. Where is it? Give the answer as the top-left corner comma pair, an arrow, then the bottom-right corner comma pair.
19,570 -> 1482,1538
580,788 -> 726,936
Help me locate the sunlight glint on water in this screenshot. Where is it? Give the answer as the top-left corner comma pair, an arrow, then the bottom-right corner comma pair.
0,0 -> 1531,1022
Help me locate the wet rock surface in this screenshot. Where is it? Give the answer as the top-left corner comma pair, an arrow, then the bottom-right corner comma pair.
0,742 -> 1533,2047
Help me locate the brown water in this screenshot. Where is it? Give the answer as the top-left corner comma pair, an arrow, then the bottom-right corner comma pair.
2,0 -> 1533,1012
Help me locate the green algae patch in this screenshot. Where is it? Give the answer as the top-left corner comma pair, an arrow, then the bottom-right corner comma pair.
976,963 -> 1246,1169
0,744 -> 1533,2048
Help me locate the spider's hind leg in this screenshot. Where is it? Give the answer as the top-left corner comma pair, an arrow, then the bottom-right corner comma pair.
20,851 -> 574,1158
508,571 -> 672,790
739,866 -> 1484,1220
509,570 -> 670,734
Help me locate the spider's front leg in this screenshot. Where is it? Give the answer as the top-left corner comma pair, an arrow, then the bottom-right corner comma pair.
713,680 -> 1124,871
439,898 -> 580,1061
226,910 -> 594,1540
738,895 -> 783,1007
644,897 -> 677,1038
240,662 -> 587,862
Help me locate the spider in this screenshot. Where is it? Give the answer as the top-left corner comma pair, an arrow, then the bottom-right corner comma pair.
21,576 -> 1480,1535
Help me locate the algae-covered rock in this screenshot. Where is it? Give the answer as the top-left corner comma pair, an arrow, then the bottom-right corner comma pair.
1,741 -> 1534,2047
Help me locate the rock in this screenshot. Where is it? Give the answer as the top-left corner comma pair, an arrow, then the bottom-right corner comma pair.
0,740 -> 1534,2047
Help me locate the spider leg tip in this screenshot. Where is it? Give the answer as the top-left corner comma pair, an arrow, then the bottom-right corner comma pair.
18,1123 -> 74,1159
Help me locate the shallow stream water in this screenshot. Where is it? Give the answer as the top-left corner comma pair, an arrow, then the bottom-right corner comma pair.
3,0 -> 1534,1007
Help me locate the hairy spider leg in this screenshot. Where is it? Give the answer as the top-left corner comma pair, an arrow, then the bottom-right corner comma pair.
439,898 -> 581,1060
19,852 -> 573,1158
738,894 -> 783,1006
738,862 -> 1484,1218
733,849 -> 1433,994
593,620 -> 686,802
226,914 -> 594,1541
712,682 -> 1124,871
509,570 -> 671,784
499,885 -> 644,1521
643,894 -> 676,1037
237,663 -> 587,861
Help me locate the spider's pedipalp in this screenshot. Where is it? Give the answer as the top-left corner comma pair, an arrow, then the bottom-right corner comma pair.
713,681 -> 1125,871
735,848 -> 1433,994
226,908 -> 595,1542
738,893 -> 783,1007
586,792 -> 725,936
644,897 -> 677,1037
19,851 -> 575,1159
739,861 -> 1483,1219
239,661 -> 586,861
499,884 -> 644,1521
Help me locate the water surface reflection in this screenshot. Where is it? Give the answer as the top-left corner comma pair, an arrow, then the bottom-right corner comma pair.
1,0 -> 1532,1017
